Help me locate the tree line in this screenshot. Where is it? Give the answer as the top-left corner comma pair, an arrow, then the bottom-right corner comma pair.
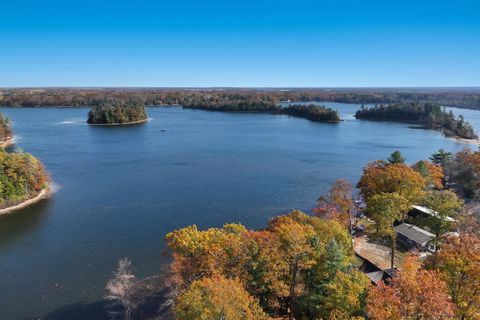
355,102 -> 477,139
2,87 -> 480,109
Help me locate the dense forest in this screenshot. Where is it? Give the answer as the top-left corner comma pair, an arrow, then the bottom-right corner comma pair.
87,100 -> 148,124
104,150 -> 480,319
0,113 -> 12,142
281,104 -> 340,122
182,94 -> 278,112
0,149 -> 48,207
1,87 -> 480,109
355,102 -> 477,139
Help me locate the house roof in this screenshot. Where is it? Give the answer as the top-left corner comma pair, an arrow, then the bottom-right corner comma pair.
365,271 -> 384,284
394,223 -> 435,245
365,268 -> 398,284
411,205 -> 456,222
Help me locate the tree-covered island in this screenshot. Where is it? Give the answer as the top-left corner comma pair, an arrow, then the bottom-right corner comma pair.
87,100 -> 148,125
184,98 -> 341,123
355,102 -> 477,139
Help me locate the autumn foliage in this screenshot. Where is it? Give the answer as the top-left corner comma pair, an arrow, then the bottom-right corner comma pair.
175,276 -> 270,320
357,160 -> 426,204
425,235 -> 480,319
367,256 -> 455,320
412,160 -> 444,189
160,150 -> 480,320
0,149 -> 48,206
0,113 -> 12,142
166,210 -> 368,319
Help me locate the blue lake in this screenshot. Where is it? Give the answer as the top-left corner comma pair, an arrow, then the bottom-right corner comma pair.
0,103 -> 477,319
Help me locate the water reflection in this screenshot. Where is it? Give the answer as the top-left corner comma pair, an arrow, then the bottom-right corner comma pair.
0,197 -> 53,249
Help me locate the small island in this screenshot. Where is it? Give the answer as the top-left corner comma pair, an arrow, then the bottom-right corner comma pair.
355,102 -> 478,139
87,100 -> 148,125
0,113 -> 13,148
0,149 -> 50,215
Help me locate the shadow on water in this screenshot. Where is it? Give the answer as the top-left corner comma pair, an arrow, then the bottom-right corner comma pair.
42,301 -> 108,320
0,197 -> 52,248
41,287 -> 172,320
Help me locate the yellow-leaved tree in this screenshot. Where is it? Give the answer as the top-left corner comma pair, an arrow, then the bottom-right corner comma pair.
175,275 -> 271,320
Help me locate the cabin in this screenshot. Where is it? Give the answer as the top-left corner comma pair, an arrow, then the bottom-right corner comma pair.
409,205 -> 456,222
354,253 -> 398,285
394,223 -> 436,252
365,268 -> 398,285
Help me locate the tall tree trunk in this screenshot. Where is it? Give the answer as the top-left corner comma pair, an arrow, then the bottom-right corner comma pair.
288,259 -> 299,320
390,234 -> 396,269
349,209 -> 354,250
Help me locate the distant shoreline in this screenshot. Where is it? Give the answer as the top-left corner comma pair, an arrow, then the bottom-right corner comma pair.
0,186 -> 50,216
87,118 -> 148,126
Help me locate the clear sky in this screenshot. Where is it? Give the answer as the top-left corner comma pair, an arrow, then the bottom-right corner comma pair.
1,0 -> 479,87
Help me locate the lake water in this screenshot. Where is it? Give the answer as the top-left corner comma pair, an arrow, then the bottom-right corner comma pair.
0,103 -> 477,319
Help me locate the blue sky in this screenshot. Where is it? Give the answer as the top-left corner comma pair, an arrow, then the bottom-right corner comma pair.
1,0 -> 479,87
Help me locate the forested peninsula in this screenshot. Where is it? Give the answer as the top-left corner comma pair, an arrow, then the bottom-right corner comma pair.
355,102 -> 478,139
183,98 -> 340,123
87,101 -> 148,125
281,104 -> 340,122
0,112 -> 50,214
0,113 -> 13,147
0,149 -> 49,215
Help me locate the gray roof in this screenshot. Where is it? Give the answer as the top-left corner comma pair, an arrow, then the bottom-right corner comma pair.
365,268 -> 398,284
394,223 -> 435,245
365,271 -> 384,284
411,205 -> 456,222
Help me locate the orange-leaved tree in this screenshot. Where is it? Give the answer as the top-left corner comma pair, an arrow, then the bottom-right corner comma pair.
357,160 -> 426,204
412,160 -> 444,189
366,256 -> 455,320
425,235 -> 480,319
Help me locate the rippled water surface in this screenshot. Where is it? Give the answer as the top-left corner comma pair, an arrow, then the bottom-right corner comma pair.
0,104 -> 477,319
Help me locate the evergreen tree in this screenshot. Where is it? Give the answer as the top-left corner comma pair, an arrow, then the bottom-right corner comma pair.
429,148 -> 453,167
415,160 -> 429,177
300,238 -> 348,318
387,150 -> 406,164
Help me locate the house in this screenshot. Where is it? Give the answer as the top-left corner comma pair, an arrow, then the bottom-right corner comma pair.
365,268 -> 398,285
394,223 -> 436,252
409,205 -> 456,222
354,252 -> 398,285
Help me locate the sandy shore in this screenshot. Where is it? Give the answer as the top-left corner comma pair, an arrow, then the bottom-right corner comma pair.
0,137 -> 13,148
0,187 -> 50,216
87,118 -> 148,126
448,136 -> 480,145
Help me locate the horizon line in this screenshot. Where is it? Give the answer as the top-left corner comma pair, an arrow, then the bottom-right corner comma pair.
2,86 -> 480,90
